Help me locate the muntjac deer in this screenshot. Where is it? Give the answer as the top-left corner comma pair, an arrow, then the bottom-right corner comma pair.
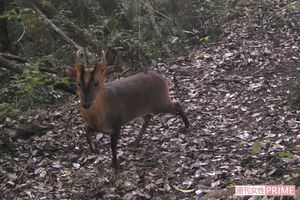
65,51 -> 189,170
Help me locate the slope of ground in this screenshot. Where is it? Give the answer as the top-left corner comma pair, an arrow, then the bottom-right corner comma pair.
1,1 -> 300,199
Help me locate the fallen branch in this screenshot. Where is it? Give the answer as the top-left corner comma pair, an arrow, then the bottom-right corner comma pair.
32,0 -> 102,52
0,55 -> 58,74
32,2 -> 83,51
0,55 -> 25,73
62,20 -> 102,52
0,55 -> 76,94
0,53 -> 27,63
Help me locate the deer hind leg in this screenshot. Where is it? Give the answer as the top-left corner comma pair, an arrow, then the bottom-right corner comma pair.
171,102 -> 190,129
111,127 -> 121,172
133,114 -> 152,146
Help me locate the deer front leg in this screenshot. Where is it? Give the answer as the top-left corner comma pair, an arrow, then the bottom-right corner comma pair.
110,127 -> 120,171
86,127 -> 97,153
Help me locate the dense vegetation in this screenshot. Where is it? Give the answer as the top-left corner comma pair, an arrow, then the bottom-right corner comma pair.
0,0 -> 239,120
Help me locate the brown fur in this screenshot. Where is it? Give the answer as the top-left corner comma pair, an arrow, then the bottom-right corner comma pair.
66,51 -> 189,170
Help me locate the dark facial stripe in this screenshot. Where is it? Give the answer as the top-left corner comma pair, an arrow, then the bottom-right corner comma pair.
77,65 -> 102,109
79,65 -> 85,83
80,68 -> 95,90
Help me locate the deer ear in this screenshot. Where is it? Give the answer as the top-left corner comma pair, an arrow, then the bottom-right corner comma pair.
95,50 -> 106,73
65,66 -> 76,79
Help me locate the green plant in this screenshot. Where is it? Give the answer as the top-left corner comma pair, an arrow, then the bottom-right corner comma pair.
278,151 -> 294,158
252,141 -> 262,155
0,9 -> 20,20
0,103 -> 20,120
0,67 -> 62,121
13,68 -> 56,108
239,141 -> 247,148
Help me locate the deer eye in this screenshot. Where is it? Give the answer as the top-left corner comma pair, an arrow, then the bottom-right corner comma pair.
94,81 -> 99,87
77,82 -> 81,87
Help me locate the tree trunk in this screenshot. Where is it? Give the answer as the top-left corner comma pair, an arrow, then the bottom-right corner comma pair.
0,0 -> 10,52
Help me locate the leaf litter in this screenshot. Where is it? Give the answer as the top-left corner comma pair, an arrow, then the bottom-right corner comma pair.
1,1 -> 300,199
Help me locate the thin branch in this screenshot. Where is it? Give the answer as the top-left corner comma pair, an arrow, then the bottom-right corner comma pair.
14,22 -> 27,44
83,48 -> 88,68
16,155 -> 32,184
31,2 -> 83,51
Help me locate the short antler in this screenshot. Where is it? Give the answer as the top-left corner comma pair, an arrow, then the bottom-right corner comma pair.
99,50 -> 106,65
83,48 -> 88,68
75,49 -> 82,66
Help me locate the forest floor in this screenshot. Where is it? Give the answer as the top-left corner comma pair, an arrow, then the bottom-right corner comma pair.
1,1 -> 300,200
